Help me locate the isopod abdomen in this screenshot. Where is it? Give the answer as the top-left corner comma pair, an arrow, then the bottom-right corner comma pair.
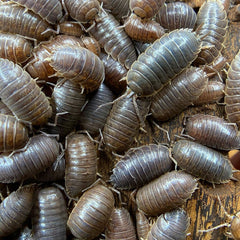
172,140 -> 233,183
110,144 -> 174,189
136,171 -> 197,216
127,29 -> 202,96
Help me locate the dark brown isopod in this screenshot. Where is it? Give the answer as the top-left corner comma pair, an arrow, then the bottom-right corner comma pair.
0,33 -> 32,64
0,58 -> 52,126
184,114 -> 240,150
67,184 -> 115,240
124,13 -> 165,43
32,187 -> 68,239
58,21 -> 83,37
136,210 -> 150,240
105,208 -> 137,240
64,0 -> 100,23
65,133 -> 98,198
0,114 -> 29,153
204,54 -> 227,77
136,171 -> 198,216
192,81 -> 225,105
88,11 -> 137,69
11,0 -> 63,24
78,83 -> 115,136
225,50 -> 240,127
127,29 -> 202,96
129,0 -> 165,19
147,209 -> 190,240
172,140 -> 233,183
150,67 -> 208,121
102,92 -> 150,153
0,185 -> 35,237
156,2 -> 197,31
0,2 -> 53,41
194,0 -> 228,65
50,45 -> 105,93
0,134 -> 59,183
110,144 -> 174,189
100,52 -> 127,95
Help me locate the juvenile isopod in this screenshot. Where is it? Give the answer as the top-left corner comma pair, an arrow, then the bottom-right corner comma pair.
0,58 -> 52,126
67,184 -> 115,240
127,29 -> 202,96
65,133 -> 98,198
79,36 -> 101,56
172,140 -> 233,183
0,134 -> 59,183
11,0 -> 63,24
0,2 -> 54,41
194,0 -> 228,66
0,114 -> 29,153
183,114 -> 240,150
150,67 -> 208,121
147,209 -> 190,240
58,21 -> 83,37
136,171 -> 198,216
0,33 -> 32,64
0,184 -> 35,237
105,208 -> 137,240
110,144 -> 174,190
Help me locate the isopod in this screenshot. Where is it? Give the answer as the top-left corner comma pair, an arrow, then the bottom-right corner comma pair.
79,36 -> 101,56
136,210 -> 150,240
0,101 -> 13,116
0,134 -> 59,183
65,133 -> 98,198
172,140 -> 233,183
147,209 -> 190,240
67,184 -> 115,240
0,114 -> 29,153
110,144 -> 174,190
184,114 -> 240,150
11,0 -> 63,24
105,208 -> 137,240
58,21 -> 83,37
150,67 -> 208,121
0,58 -> 52,126
32,187 -> 68,239
156,2 -> 197,31
0,2 -> 53,41
0,184 -> 35,237
194,0 -> 228,65
127,29 -> 202,96
136,170 -> 198,216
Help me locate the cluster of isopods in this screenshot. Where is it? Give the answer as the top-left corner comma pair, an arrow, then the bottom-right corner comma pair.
0,0 -> 239,239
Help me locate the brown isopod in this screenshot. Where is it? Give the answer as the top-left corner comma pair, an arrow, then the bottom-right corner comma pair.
192,81 -> 225,105
127,29 -> 202,97
0,2 -> 54,41
105,207 -> 137,240
124,13 -> 165,43
32,186 -> 68,240
0,33 -> 32,64
64,0 -> 100,23
65,133 -> 98,198
136,210 -> 150,240
156,2 -> 197,31
0,58 -> 52,126
0,134 -> 59,183
79,36 -> 101,56
225,50 -> 240,127
110,144 -> 174,190
49,45 -> 105,93
88,11 -> 137,69
194,0 -> 228,66
58,21 -> 83,37
150,67 -> 208,121
67,184 -> 115,240
147,209 -> 190,240
11,0 -> 63,24
183,114 -> 240,150
136,170 -> 198,216
172,140 -> 233,184
0,184 -> 35,237
129,0 -> 165,19
204,54 -> 227,77
102,92 -> 150,153
0,114 -> 29,153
